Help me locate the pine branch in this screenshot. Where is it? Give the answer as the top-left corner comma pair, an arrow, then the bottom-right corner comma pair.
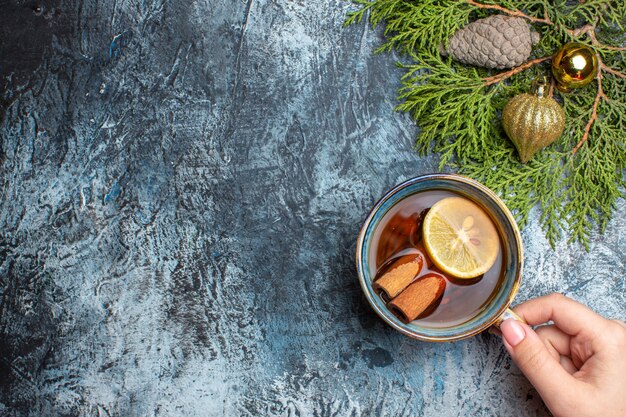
465,0 -> 552,24
343,0 -> 403,29
396,53 -> 496,165
572,55 -> 609,155
566,21 -> 626,51
483,56 -> 551,86
344,0 -> 626,247
602,65 -> 626,79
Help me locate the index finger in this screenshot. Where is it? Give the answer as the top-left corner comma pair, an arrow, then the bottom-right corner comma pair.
512,293 -> 608,336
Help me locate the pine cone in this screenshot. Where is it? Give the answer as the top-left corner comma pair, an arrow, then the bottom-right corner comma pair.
440,15 -> 540,69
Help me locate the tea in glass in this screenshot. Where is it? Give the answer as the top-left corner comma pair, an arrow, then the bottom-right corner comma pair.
368,190 -> 504,328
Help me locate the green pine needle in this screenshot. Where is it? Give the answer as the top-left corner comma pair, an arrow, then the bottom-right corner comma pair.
345,0 -> 626,248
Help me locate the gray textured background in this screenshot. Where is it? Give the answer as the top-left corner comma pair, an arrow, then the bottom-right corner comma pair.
0,1 -> 624,416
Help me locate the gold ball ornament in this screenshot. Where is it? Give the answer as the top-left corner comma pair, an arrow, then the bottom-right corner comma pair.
502,78 -> 566,163
551,42 -> 598,92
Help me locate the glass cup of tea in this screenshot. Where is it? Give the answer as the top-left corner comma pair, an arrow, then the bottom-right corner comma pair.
356,173 -> 524,341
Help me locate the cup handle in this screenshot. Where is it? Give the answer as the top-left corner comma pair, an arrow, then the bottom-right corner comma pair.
489,308 -> 526,335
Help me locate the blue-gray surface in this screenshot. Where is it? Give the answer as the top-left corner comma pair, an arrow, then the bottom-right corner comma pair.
0,1 -> 624,416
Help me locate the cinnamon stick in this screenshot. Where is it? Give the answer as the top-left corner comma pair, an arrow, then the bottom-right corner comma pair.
373,253 -> 424,299
388,273 -> 446,323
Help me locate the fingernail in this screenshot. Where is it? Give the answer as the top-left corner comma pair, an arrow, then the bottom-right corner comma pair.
501,318 -> 526,347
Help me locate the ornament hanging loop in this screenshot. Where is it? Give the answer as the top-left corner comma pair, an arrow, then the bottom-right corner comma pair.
531,76 -> 549,98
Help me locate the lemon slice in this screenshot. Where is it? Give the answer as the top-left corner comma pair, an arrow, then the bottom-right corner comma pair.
422,197 -> 500,279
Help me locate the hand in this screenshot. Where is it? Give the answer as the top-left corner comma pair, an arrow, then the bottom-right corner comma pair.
500,293 -> 626,417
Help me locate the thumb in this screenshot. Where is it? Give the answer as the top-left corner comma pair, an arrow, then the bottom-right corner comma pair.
501,319 -> 576,402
